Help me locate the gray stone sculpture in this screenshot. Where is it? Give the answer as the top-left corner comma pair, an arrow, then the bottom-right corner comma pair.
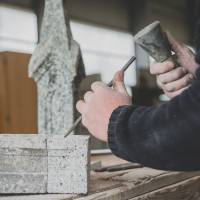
29,0 -> 85,135
0,0 -> 90,194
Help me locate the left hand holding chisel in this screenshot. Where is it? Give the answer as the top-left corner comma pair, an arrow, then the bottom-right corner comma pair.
76,68 -> 132,142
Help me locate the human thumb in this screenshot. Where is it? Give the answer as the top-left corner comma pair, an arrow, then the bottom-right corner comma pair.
166,31 -> 199,75
113,70 -> 129,95
166,31 -> 184,56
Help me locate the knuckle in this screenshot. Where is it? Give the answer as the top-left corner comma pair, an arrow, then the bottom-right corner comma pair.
184,75 -> 191,85
165,85 -> 170,92
183,78 -> 188,86
164,61 -> 174,71
177,76 -> 190,90
182,67 -> 188,73
84,91 -> 92,98
160,61 -> 174,74
180,77 -> 188,87
166,61 -> 173,69
158,74 -> 167,84
174,68 -> 183,79
165,83 -> 175,92
150,63 -> 161,74
91,81 -> 105,91
91,81 -> 99,88
177,68 -> 184,76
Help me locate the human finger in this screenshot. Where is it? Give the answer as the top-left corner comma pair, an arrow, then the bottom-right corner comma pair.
112,71 -> 129,95
150,61 -> 175,75
91,81 -> 107,92
166,31 -> 185,56
83,91 -> 94,102
158,67 -> 187,84
165,86 -> 189,99
164,74 -> 193,92
76,100 -> 86,114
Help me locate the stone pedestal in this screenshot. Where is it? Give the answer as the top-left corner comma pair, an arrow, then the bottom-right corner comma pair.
0,135 -> 90,194
0,135 -> 47,193
47,135 -> 90,194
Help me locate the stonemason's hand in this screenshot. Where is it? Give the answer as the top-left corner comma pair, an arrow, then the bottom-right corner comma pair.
76,71 -> 132,142
150,32 -> 199,99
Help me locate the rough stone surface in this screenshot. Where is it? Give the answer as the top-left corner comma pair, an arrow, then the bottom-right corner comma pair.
0,194 -> 75,200
0,135 -> 90,194
28,0 -> 85,135
0,135 -> 47,194
47,135 -> 90,194
0,134 -> 47,148
0,0 -> 90,195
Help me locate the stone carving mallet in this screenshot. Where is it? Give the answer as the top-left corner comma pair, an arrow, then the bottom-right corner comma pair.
65,56 -> 136,137
134,21 -> 174,63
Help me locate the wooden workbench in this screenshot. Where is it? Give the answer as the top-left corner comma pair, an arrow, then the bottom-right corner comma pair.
1,165 -> 200,200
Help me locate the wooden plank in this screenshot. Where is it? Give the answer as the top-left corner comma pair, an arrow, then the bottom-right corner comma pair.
91,154 -> 128,167
82,168 -> 200,200
4,173 -> 200,200
1,168 -> 200,199
131,175 -> 200,200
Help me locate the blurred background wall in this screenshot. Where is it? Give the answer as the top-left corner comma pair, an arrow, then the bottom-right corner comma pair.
0,0 -> 200,149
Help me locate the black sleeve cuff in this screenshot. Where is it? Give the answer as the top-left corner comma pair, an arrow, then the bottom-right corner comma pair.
108,105 -> 138,161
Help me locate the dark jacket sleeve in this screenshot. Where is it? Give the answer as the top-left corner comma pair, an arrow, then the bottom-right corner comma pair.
108,67 -> 200,171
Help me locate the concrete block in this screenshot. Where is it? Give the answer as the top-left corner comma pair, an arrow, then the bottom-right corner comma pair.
47,135 -> 90,194
0,134 -> 90,194
0,135 -> 47,194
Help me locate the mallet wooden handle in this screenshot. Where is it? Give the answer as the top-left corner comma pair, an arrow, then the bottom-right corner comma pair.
64,56 -> 136,137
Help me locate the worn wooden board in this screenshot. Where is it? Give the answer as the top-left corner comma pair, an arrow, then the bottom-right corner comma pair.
131,175 -> 200,200
78,168 -> 200,200
1,167 -> 200,199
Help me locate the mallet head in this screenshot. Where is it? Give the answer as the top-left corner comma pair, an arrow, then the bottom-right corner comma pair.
134,21 -> 172,62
